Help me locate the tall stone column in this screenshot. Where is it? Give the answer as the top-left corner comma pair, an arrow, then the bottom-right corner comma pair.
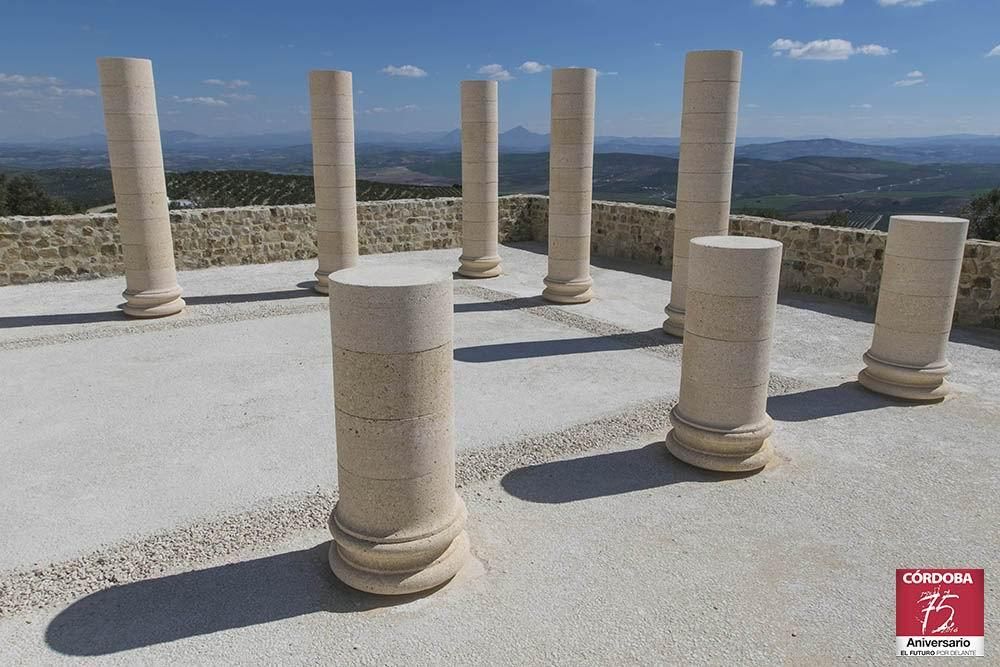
458,80 -> 502,278
663,50 -> 742,337
543,67 -> 596,304
97,57 -> 184,318
328,265 -> 470,595
859,215 -> 969,401
310,70 -> 359,294
666,236 -> 782,473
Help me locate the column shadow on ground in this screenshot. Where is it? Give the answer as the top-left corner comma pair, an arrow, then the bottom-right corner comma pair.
767,381 -> 916,422
453,328 -> 676,362
44,542 -> 432,656
0,310 -> 127,328
0,289 -> 321,329
501,442 -> 752,504
454,295 -> 548,313
183,288 -> 320,306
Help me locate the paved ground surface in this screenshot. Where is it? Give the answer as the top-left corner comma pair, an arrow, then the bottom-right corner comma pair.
1,242 -> 998,664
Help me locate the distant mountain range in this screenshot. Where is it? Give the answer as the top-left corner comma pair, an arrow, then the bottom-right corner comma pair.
6,128 -> 1000,164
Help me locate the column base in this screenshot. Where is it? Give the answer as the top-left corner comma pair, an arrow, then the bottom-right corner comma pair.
858,352 -> 952,402
313,270 -> 330,295
457,255 -> 502,279
665,408 -> 773,473
328,497 -> 470,596
121,286 -> 185,318
542,276 -> 593,304
662,303 -> 685,338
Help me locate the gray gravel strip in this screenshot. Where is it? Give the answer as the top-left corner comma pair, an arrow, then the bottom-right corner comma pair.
0,396 -> 679,618
0,369 -> 814,619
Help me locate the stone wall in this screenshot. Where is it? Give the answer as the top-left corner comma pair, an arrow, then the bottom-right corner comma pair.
529,196 -> 999,329
1,195 -> 997,328
0,196 -> 537,286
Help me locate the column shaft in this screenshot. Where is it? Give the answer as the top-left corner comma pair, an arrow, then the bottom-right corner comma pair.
543,68 -> 596,303
310,70 -> 359,294
458,80 -> 501,278
328,265 -> 470,595
98,57 -> 184,318
666,236 -> 782,472
859,215 -> 968,401
663,50 -> 742,337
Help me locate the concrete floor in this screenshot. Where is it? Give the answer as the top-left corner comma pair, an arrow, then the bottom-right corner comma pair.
1,242 -> 998,664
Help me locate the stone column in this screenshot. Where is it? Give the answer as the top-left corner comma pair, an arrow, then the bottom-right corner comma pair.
328,265 -> 470,595
663,50 -> 742,337
310,70 -> 359,294
859,215 -> 969,401
666,236 -> 781,473
97,57 -> 184,318
458,80 -> 502,278
543,67 -> 596,304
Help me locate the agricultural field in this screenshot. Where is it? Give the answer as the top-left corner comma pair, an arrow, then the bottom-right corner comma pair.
0,168 -> 461,213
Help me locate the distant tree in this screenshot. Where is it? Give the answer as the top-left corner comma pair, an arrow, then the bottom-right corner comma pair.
733,207 -> 784,220
962,187 -> 1000,241
0,174 -> 8,216
820,210 -> 851,227
0,173 -> 74,216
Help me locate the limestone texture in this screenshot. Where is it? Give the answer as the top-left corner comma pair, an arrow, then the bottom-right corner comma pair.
543,68 -> 597,303
310,70 -> 359,294
663,50 -> 742,337
858,215 -> 969,401
97,57 -> 184,317
458,80 -> 502,278
666,235 -> 782,472
327,265 -> 470,594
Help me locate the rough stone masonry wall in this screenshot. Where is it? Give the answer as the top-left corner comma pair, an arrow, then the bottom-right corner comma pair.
1,194 -> 997,328
0,196 -> 537,286
531,196 -> 1000,329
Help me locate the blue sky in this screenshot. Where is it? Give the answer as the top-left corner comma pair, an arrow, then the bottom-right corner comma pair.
1,0 -> 998,140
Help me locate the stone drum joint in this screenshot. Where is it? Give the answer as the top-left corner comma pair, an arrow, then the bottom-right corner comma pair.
663,50 -> 742,337
543,67 -> 597,304
310,69 -> 360,294
858,215 -> 969,402
327,265 -> 470,595
665,235 -> 782,473
98,56 -> 184,318
458,80 -> 502,278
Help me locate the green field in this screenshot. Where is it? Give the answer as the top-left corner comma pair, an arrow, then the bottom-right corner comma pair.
0,168 -> 461,212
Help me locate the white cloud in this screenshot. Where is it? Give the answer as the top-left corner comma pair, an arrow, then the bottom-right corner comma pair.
987,45 -> 1000,58
878,0 -> 935,6
518,61 -> 550,74
850,103 -> 874,109
1,88 -> 41,98
653,42 -> 663,48
753,0 -> 777,5
381,64 -> 428,78
202,78 -> 249,89
365,104 -> 419,115
172,95 -> 228,106
597,70 -> 619,77
47,86 -> 96,97
893,70 -> 926,87
806,0 -> 844,6
222,92 -> 256,102
770,38 -> 896,60
478,64 -> 514,81
746,103 -> 761,108
0,72 -> 60,85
